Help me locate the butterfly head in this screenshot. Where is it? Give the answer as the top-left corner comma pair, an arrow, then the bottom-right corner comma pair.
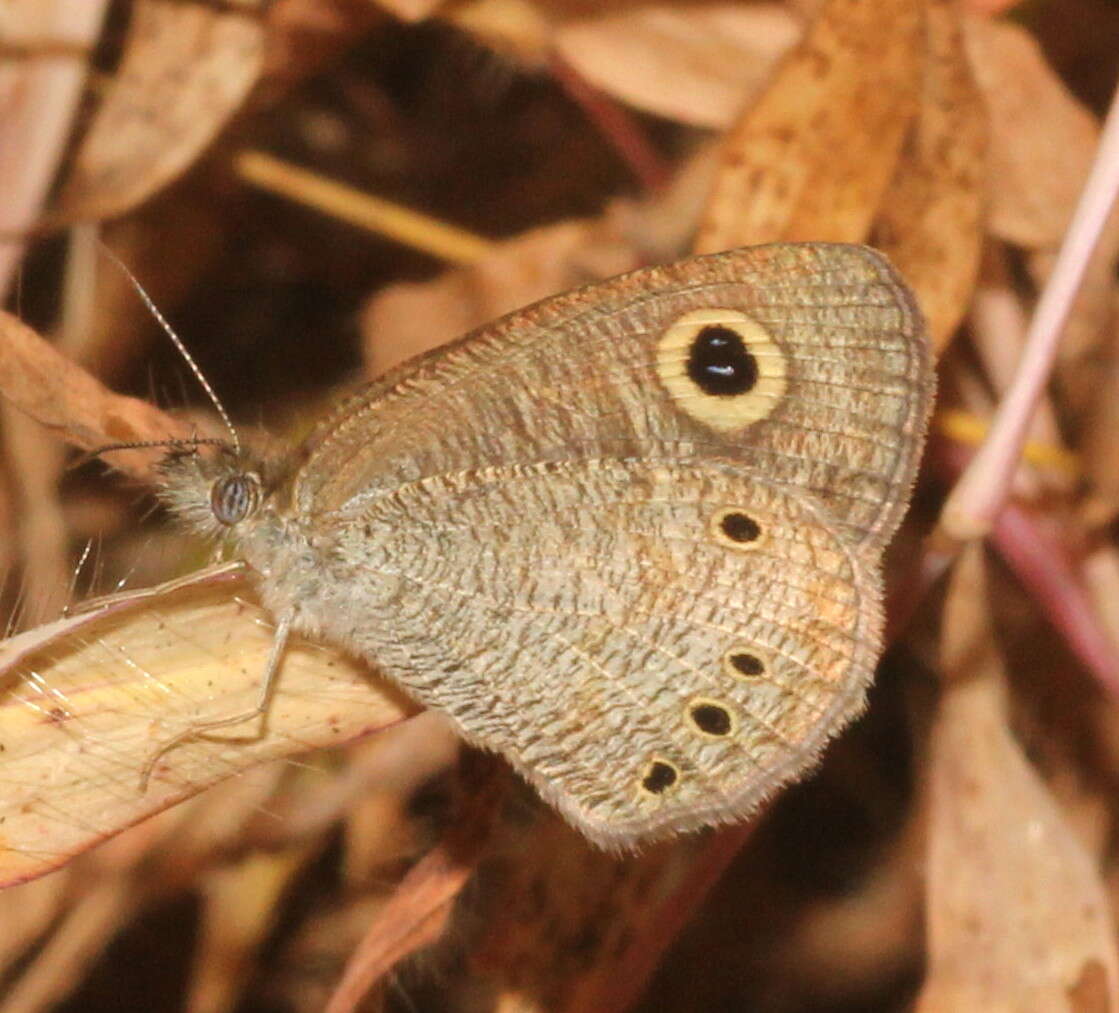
158,442 -> 282,543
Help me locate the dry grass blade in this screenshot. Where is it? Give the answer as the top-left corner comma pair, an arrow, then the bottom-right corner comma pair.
695,0 -> 921,251
0,563 -> 414,888
919,544 -> 1119,1010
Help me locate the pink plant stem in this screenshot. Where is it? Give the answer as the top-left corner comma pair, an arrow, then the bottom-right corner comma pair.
942,79 -> 1119,538
992,504 -> 1119,697
550,54 -> 671,193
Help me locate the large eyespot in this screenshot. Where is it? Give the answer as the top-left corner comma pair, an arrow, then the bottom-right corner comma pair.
655,308 -> 788,432
210,473 -> 261,526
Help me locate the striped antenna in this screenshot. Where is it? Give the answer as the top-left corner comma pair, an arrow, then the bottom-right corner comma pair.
99,244 -> 240,453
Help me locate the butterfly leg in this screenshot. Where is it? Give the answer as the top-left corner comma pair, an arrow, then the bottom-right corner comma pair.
138,612 -> 293,790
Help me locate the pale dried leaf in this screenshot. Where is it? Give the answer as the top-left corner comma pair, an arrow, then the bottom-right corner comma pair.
362,210 -> 641,377
695,0 -> 921,252
919,545 -> 1119,1011
555,4 -> 800,129
53,0 -> 265,223
963,17 -> 1099,249
872,0 -> 987,353
449,0 -> 557,69
0,1 -> 109,298
367,0 -> 447,23
0,564 -> 414,888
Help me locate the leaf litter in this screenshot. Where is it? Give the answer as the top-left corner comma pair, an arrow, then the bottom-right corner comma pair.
0,0 -> 1116,1010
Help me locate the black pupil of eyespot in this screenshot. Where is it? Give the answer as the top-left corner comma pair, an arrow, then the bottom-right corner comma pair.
686,326 -> 758,396
721,512 -> 760,542
730,653 -> 764,676
212,476 -> 255,525
692,704 -> 732,736
643,761 -> 677,794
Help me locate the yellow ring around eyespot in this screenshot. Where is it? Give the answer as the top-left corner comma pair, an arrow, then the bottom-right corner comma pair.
685,697 -> 738,738
655,308 -> 787,432
936,409 -> 1080,480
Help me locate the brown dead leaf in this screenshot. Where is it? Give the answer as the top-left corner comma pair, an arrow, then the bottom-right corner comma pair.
0,309 -> 190,480
366,0 -> 448,23
918,544 -> 1119,1011
361,208 -> 641,377
871,0 -> 987,353
53,0 -> 265,223
0,564 -> 414,888
324,756 -> 503,1013
963,17 -> 1099,250
695,0 -> 921,252
555,4 -> 801,129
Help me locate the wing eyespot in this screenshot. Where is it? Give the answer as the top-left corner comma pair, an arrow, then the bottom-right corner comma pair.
654,308 -> 788,432
686,698 -> 736,738
711,508 -> 765,549
640,758 -> 679,795
723,649 -> 766,679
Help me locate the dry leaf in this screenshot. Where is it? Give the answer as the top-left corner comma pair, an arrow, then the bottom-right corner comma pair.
367,0 -> 449,23
919,544 -> 1119,1011
695,0 -> 921,252
963,17 -> 1099,250
0,309 -> 191,480
361,209 -> 641,376
555,4 -> 801,129
0,563 -> 413,888
0,1 -> 109,297
53,0 -> 266,223
871,0 -> 987,352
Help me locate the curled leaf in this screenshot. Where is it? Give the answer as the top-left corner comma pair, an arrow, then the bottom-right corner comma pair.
0,563 -> 414,888
53,0 -> 266,223
695,0 -> 921,251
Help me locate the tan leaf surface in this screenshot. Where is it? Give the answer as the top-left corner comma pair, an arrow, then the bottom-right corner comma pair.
361,210 -> 641,376
694,0 -> 921,252
918,545 -> 1119,1012
53,0 -> 266,223
963,17 -> 1099,250
872,0 -> 987,353
0,309 -> 191,481
0,564 -> 414,888
555,4 -> 801,129
367,0 -> 448,23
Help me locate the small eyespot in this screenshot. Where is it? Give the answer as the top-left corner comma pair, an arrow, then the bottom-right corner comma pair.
687,699 -> 736,738
724,650 -> 766,679
712,508 -> 763,548
210,473 -> 261,526
640,759 -> 679,795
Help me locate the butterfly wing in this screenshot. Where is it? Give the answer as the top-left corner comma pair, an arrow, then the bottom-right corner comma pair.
291,242 -> 933,845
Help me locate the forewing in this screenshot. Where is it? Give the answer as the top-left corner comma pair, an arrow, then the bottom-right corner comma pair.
297,243 -> 932,554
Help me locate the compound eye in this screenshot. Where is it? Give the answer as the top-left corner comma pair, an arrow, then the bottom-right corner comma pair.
210,473 -> 261,526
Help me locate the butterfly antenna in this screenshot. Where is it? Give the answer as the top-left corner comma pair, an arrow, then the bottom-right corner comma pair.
99,244 -> 240,453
